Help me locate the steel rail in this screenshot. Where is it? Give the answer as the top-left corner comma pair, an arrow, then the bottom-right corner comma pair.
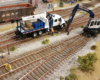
0,35 -> 81,79
39,38 -> 90,80
19,36 -> 88,80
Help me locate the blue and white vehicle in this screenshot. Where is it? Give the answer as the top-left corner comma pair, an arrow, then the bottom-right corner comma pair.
66,4 -> 100,36
15,12 -> 65,39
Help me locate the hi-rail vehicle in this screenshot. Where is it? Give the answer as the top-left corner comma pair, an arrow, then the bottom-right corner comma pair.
66,4 -> 100,37
15,12 -> 65,39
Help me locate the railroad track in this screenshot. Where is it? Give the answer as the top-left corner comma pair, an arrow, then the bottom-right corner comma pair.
0,1 -> 99,50
0,35 -> 84,80
0,31 -> 15,41
19,36 -> 91,80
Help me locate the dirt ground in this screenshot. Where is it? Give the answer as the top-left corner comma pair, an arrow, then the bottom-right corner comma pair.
74,42 -> 100,80
53,0 -> 90,10
0,23 -> 17,32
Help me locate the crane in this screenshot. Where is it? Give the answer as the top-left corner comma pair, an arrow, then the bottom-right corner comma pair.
66,4 -> 94,32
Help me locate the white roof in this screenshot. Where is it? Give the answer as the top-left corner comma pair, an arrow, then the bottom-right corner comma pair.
51,14 -> 61,20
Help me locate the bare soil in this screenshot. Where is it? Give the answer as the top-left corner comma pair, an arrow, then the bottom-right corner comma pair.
74,42 -> 100,80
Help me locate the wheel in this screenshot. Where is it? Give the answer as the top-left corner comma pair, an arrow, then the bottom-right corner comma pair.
38,31 -> 42,36
33,32 -> 37,37
22,35 -> 26,39
60,24 -> 64,28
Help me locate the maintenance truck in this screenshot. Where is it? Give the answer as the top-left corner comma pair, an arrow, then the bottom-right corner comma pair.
66,4 -> 100,36
15,12 -> 65,39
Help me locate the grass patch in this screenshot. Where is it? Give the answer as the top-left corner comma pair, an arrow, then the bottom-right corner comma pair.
54,33 -> 58,36
77,53 -> 98,72
92,5 -> 95,8
42,39 -> 49,44
91,45 -> 96,50
80,11 -> 85,14
0,23 -> 17,32
59,1 -> 64,7
80,25 -> 84,28
59,68 -> 77,80
69,42 -> 100,80
60,76 -> 64,80
65,73 -> 77,80
10,46 -> 16,51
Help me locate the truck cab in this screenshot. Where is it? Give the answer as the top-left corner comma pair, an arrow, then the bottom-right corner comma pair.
46,14 -> 65,29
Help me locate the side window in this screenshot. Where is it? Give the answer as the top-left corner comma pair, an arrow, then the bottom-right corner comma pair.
94,21 -> 97,25
97,21 -> 100,25
55,19 -> 57,22
59,18 -> 61,21
90,21 -> 94,26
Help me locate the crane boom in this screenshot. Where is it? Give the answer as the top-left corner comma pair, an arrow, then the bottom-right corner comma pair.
66,4 -> 94,31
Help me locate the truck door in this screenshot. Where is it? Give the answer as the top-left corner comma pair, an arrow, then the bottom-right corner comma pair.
97,21 -> 100,29
53,19 -> 59,26
89,21 -> 98,29
89,21 -> 94,28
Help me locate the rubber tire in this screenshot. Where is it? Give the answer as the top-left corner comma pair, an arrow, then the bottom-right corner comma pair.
33,32 -> 37,38
38,31 -> 42,36
61,24 -> 64,28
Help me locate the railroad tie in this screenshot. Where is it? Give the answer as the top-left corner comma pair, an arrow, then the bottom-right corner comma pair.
29,56 -> 35,61
38,68 -> 45,74
26,57 -> 32,62
27,74 -> 34,80
20,59 -> 26,65
33,55 -> 38,60
47,61 -> 54,66
23,77 -> 30,80
42,64 -> 50,71
0,69 -> 3,76
23,58 -> 29,64
39,66 -> 47,72
35,54 -> 41,59
45,62 -> 52,68
39,53 -> 45,57
31,72 -> 39,80
34,70 -> 41,77
1,58 -> 7,64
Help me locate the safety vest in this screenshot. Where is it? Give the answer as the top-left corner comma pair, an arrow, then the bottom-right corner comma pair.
68,27 -> 71,32
51,28 -> 54,32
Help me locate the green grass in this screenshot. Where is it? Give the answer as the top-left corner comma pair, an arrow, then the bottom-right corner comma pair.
77,53 -> 98,72
80,25 -> 84,28
80,11 -> 85,14
91,45 -> 96,50
60,76 -> 64,80
92,5 -> 95,8
10,46 -> 16,51
42,39 -> 49,44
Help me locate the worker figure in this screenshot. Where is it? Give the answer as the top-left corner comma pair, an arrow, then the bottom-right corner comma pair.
3,60 -> 12,72
51,27 -> 54,36
71,0 -> 74,5
67,26 -> 71,35
33,11 -> 35,15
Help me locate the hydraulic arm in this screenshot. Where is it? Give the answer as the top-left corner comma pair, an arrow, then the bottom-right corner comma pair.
66,4 -> 94,31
